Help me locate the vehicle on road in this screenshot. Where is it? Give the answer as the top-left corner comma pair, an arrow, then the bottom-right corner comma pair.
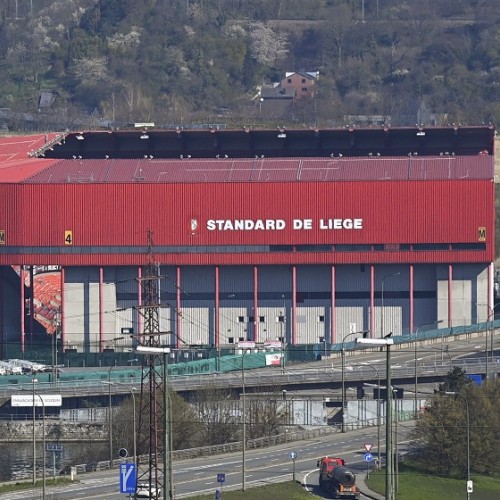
317,456 -> 360,499
135,483 -> 161,499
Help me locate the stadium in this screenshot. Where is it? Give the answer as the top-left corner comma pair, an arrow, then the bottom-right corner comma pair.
0,125 -> 496,365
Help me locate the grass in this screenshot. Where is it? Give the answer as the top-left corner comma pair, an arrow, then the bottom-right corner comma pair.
189,481 -> 311,499
366,461 -> 500,500
0,477 -> 75,494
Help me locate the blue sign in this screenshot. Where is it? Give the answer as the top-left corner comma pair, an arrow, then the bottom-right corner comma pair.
46,443 -> 63,452
364,453 -> 373,462
120,463 -> 137,494
217,473 -> 225,484
289,451 -> 297,460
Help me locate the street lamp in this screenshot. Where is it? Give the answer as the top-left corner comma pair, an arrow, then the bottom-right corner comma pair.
242,349 -> 247,492
136,345 -> 172,500
108,365 -> 115,468
413,320 -> 443,415
356,335 -> 395,500
280,294 -> 286,374
102,382 -> 138,467
357,363 -> 382,468
381,273 -> 400,338
32,377 -> 37,485
445,392 -> 471,500
27,379 -> 46,499
340,330 -> 369,433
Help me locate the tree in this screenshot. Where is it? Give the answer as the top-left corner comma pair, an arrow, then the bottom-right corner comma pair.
437,367 -> 472,394
412,380 -> 500,477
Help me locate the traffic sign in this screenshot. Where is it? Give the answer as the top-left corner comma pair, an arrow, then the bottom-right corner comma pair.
46,443 -> 62,452
364,453 -> 373,462
289,451 -> 297,460
119,463 -> 136,494
364,443 -> 373,452
217,473 -> 225,484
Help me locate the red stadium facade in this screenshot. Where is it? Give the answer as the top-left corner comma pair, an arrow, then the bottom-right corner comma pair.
0,126 -> 496,359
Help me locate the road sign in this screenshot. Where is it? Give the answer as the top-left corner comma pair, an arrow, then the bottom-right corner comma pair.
364,443 -> 373,452
217,473 -> 225,484
289,451 -> 297,460
119,463 -> 136,494
364,453 -> 373,462
46,443 -> 62,452
11,394 -> 62,407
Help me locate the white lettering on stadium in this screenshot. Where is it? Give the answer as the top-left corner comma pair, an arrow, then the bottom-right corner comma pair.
319,218 -> 363,229
206,218 -> 363,231
207,219 -> 286,231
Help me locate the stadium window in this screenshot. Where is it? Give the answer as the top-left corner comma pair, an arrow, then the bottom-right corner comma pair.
228,337 -> 234,344
317,315 -> 325,322
238,316 -> 245,323
248,316 -> 254,323
259,316 -> 265,323
451,243 -> 486,250
413,243 -> 449,251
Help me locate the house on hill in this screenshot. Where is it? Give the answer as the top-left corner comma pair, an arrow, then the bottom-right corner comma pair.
260,71 -> 319,103
280,71 -> 319,100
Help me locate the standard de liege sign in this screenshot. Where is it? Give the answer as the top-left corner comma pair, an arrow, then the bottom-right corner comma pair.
11,395 -> 62,407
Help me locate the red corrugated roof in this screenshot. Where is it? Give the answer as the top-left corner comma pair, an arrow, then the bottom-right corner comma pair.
20,155 -> 492,183
0,134 -> 61,182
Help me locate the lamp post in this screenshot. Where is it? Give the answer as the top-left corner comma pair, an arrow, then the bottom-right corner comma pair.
381,273 -> 400,338
357,363 -> 381,468
226,349 -> 249,491
356,335 -> 395,500
341,330 -> 368,433
102,382 -> 137,467
136,345 -> 172,500
28,379 -> 46,499
32,377 -> 36,485
413,320 -> 443,415
108,365 -> 115,468
445,392 -> 471,500
242,349 -> 247,492
485,303 -> 500,380
280,294 -> 286,374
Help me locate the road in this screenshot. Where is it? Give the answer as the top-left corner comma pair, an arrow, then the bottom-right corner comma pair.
0,423 -> 413,499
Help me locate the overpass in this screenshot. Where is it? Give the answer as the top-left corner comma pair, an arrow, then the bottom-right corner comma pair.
0,329 -> 498,416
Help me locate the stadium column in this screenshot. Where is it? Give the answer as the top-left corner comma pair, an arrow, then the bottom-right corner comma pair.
370,265 -> 375,339
0,273 -> 3,358
20,266 -> 25,353
215,266 -> 220,349
331,265 -> 335,345
176,267 -> 181,349
137,266 -> 142,341
60,268 -> 65,352
409,265 -> 414,336
448,264 -> 453,329
29,266 -> 34,350
253,267 -> 258,343
99,267 -> 104,352
292,266 -> 297,345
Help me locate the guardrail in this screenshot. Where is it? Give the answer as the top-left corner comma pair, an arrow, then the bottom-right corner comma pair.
61,425 -> 340,475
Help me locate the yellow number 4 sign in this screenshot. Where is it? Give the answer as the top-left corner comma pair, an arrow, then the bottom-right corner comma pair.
65,230 -> 73,245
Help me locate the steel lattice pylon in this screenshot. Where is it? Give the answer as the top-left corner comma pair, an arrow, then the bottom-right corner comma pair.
135,230 -> 168,498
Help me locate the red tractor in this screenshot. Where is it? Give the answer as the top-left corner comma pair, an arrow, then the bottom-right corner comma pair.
317,456 -> 360,499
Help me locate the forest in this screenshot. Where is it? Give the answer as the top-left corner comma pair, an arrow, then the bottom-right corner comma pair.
0,0 -> 498,130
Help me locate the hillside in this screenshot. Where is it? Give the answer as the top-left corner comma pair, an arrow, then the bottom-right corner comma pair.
0,0 -> 499,131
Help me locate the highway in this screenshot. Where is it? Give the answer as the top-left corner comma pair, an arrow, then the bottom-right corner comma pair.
1,329 -> 497,402
0,422 -> 414,499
